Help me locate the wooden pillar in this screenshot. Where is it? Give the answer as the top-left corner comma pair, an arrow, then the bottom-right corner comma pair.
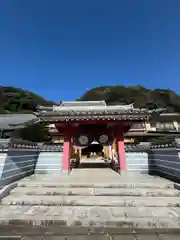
108,145 -> 112,159
113,139 -> 117,153
62,133 -> 72,173
79,149 -> 82,160
117,133 -> 127,172
104,146 -> 108,158
103,146 -> 105,157
105,146 -> 108,158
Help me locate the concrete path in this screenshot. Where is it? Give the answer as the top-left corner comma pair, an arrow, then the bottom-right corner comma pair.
0,166 -> 180,238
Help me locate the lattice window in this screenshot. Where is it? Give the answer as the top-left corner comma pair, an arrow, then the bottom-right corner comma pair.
165,123 -> 175,130
130,123 -> 145,130
156,122 -> 175,131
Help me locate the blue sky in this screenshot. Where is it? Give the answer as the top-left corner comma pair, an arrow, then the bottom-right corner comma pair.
0,0 -> 180,102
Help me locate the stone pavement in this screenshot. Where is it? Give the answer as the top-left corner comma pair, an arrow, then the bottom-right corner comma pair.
0,167 -> 180,238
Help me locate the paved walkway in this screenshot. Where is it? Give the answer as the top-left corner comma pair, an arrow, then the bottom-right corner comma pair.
0,159 -> 180,238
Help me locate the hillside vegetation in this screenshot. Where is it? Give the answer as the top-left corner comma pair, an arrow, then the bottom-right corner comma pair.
0,86 -> 55,113
0,85 -> 180,113
78,85 -> 180,112
0,85 -> 179,142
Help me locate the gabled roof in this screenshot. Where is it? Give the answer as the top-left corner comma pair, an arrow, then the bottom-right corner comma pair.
0,114 -> 39,130
37,101 -> 149,122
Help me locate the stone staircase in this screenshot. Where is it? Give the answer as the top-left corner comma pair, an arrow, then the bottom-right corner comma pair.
1,169 -> 180,238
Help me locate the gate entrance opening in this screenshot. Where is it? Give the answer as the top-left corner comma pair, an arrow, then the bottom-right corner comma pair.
82,143 -> 103,157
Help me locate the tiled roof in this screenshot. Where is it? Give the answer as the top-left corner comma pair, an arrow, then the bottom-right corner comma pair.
36,101 -> 149,121
36,102 -> 169,122
0,114 -> 38,130
60,101 -> 107,107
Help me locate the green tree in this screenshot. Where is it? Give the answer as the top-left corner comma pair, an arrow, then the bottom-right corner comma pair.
78,85 -> 180,112
18,122 -> 51,142
0,85 -> 56,113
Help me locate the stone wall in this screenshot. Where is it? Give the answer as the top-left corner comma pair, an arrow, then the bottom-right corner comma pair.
0,139 -> 39,186
125,143 -> 150,174
0,139 -> 64,186
125,139 -> 180,183
35,144 -> 63,174
148,139 -> 180,183
125,152 -> 148,173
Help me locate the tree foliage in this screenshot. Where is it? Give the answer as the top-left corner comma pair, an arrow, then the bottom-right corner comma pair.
0,85 -> 55,113
18,122 -> 51,142
78,85 -> 180,112
0,86 -> 55,142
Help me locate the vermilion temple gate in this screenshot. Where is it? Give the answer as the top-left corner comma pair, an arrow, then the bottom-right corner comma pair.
37,101 -> 154,174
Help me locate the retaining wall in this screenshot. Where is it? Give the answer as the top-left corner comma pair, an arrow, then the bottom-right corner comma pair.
125,139 -> 180,183
0,139 -> 64,186
35,144 -> 63,174
125,152 -> 148,173
0,139 -> 39,186
148,139 -> 180,183
125,143 -> 150,174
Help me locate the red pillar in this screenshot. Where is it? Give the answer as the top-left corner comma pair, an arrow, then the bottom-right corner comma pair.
62,133 -> 71,173
117,133 -> 127,172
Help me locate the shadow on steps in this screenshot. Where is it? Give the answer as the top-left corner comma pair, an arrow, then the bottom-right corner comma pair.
78,162 -> 109,168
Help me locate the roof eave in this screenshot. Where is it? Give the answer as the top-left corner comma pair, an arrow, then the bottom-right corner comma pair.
40,115 -> 149,122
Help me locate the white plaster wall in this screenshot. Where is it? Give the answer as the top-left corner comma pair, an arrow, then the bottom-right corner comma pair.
0,149 -> 38,186
35,152 -> 63,174
0,152 -> 7,180
126,152 -> 148,173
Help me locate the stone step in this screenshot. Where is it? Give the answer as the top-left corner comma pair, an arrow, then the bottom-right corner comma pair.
10,187 -> 180,197
17,181 -> 175,189
1,205 -> 177,218
0,205 -> 180,230
1,235 -> 179,240
2,195 -> 180,207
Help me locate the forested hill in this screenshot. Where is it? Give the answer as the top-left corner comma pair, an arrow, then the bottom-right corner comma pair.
0,86 -> 55,113
78,86 -> 180,113
1,85 -> 180,113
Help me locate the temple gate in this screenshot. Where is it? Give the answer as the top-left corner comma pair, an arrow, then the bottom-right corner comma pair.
37,101 -> 153,174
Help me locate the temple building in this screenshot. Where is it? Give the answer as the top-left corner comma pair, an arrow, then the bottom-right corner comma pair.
47,110 -> 180,143
0,113 -> 39,138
